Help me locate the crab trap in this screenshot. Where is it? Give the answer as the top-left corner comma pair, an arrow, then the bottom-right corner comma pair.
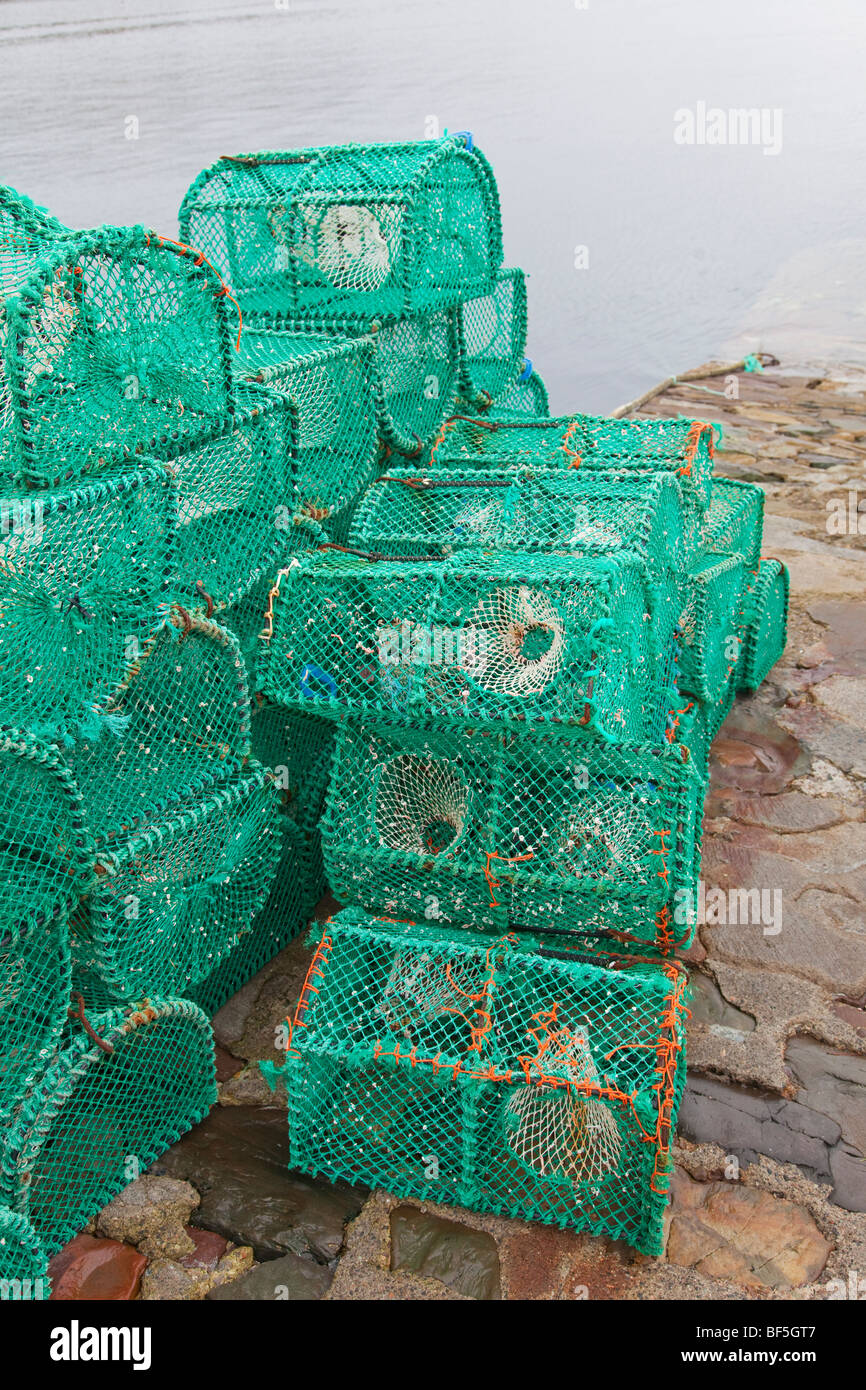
429,413 -> 717,515
70,766 -> 282,1006
486,367 -> 550,420
0,187 -> 236,486
279,910 -> 689,1255
235,328 -> 379,517
0,908 -> 71,1121
179,137 -> 503,327
0,997 -> 216,1256
321,720 -> 702,949
0,1208 -> 49,1299
60,612 -> 250,847
350,467 -> 692,572
0,465 -> 175,730
457,266 -> 528,407
700,476 -> 764,569
259,548 -> 679,744
0,729 -> 93,940
737,559 -> 789,691
677,552 -> 746,705
149,386 -> 298,612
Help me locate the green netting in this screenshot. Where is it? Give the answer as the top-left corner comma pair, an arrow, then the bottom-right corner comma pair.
260,548 -> 678,744
0,729 -> 93,938
0,191 -> 236,486
0,909 -> 70,1120
148,385 -> 298,612
457,267 -> 527,407
737,559 -> 789,692
701,476 -> 764,568
350,467 -> 692,573
677,552 -> 745,705
486,368 -> 550,420
0,996 -> 216,1255
59,613 -> 250,847
70,766 -> 282,1005
0,466 -> 175,731
428,413 -> 716,512
322,720 -> 701,948
235,328 -> 379,517
0,1207 -> 49,1299
280,910 -> 688,1255
179,137 -> 503,326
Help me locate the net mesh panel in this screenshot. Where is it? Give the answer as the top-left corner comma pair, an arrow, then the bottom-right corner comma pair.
738,559 -> 789,692
149,385 -> 298,612
0,910 -> 70,1121
0,730 -> 93,938
62,613 -> 250,848
281,911 -> 688,1255
428,413 -> 716,513
350,467 -> 691,574
322,721 -> 700,948
235,328 -> 379,518
179,138 -> 503,326
678,552 -> 745,705
0,466 -> 175,731
0,997 -> 216,1256
0,204 -> 235,487
457,267 -> 528,406
486,369 -> 550,420
260,549 -> 676,744
0,1208 -> 49,1299
70,767 -> 282,1005
701,476 -> 764,569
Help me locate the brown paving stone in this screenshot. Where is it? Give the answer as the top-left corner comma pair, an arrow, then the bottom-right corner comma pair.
48,1235 -> 147,1301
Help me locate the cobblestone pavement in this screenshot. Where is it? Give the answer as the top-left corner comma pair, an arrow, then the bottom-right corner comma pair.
52,361 -> 866,1301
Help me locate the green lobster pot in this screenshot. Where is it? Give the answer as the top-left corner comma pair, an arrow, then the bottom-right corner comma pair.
236,328 -> 379,517
150,386 -> 298,612
63,613 -> 251,848
350,466 -> 691,573
737,559 -> 789,691
0,998 -> 216,1256
0,1208 -> 49,1300
701,476 -> 764,568
677,552 -> 745,705
486,367 -> 550,419
0,911 -> 71,1121
321,720 -> 702,948
0,186 -> 236,486
282,910 -> 689,1256
457,266 -> 528,407
0,466 -> 175,731
179,137 -> 503,326
71,767 -> 282,1005
259,548 -> 678,745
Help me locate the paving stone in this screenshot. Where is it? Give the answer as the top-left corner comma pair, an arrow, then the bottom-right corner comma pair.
48,1235 -> 147,1301
680,1074 -> 838,1177
688,973 -> 755,1032
96,1176 -> 198,1260
207,1251 -> 333,1301
389,1206 -> 501,1300
785,1038 -> 866,1158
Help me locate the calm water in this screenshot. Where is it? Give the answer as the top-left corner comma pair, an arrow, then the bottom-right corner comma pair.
2,0 -> 865,412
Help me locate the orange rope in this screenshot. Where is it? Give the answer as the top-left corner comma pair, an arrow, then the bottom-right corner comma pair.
483,850 -> 534,907
146,232 -> 244,352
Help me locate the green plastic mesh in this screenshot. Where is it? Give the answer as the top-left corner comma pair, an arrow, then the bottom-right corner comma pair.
179,138 -> 503,327
0,191 -> 235,486
0,729 -> 93,938
350,467 -> 692,573
678,552 -> 745,705
149,386 -> 297,612
235,328 -> 379,517
260,548 -> 678,744
701,476 -> 764,568
428,413 -> 716,513
322,721 -> 701,948
0,909 -> 70,1120
70,766 -> 282,1005
0,466 -> 175,731
457,267 -> 527,407
61,613 -> 250,847
0,1208 -> 49,1299
737,559 -> 789,692
486,368 -> 550,420
280,910 -> 688,1255
0,997 -> 216,1255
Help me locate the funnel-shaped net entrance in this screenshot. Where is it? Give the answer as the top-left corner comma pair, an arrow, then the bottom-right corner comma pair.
373,754 -> 470,856
465,584 -> 564,697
